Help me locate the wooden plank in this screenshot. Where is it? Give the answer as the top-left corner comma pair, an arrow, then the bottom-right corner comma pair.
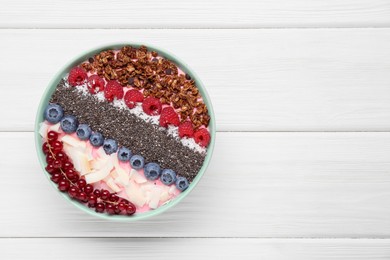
1,132 -> 389,237
1,238 -> 390,259
1,0 -> 390,28
1,29 -> 390,131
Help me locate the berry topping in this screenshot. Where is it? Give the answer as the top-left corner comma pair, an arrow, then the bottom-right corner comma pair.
130,155 -> 145,170
44,103 -> 64,124
124,89 -> 144,109
103,139 -> 118,155
142,97 -> 162,116
89,132 -> 104,147
47,131 -> 58,142
84,184 -> 94,195
175,176 -> 189,191
126,203 -> 136,215
87,75 -> 105,94
144,162 -> 161,181
68,67 -> 87,86
104,80 -> 124,102
159,107 -> 180,127
178,121 -> 194,138
60,115 -> 79,133
58,180 -> 70,192
95,202 -> 105,213
100,189 -> 110,200
194,128 -> 211,147
117,147 -> 132,162
76,124 -> 92,140
161,169 -> 177,185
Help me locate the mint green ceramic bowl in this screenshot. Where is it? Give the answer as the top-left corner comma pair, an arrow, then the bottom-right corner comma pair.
34,43 -> 215,221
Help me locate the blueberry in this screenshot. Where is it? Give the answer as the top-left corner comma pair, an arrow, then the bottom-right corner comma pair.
60,115 -> 78,133
130,155 -> 145,170
76,124 -> 92,140
117,147 -> 132,162
89,132 -> 104,147
161,169 -> 177,185
175,176 -> 189,191
103,139 -> 118,155
44,103 -> 64,124
144,162 -> 161,181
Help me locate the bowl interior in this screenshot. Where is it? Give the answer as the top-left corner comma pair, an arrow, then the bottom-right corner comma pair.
34,43 -> 216,221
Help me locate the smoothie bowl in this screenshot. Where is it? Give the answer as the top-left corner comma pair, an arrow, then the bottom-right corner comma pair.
35,44 -> 215,221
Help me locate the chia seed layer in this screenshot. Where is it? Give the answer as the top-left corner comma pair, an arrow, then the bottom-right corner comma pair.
50,80 -> 205,182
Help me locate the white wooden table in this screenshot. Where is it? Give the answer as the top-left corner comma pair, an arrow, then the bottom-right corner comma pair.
1,1 -> 390,259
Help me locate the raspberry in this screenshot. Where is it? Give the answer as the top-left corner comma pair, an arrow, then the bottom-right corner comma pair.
160,107 -> 180,127
68,67 -> 87,86
178,121 -> 194,138
104,80 -> 124,102
87,75 -> 105,94
124,89 -> 144,109
194,128 -> 211,147
142,97 -> 162,115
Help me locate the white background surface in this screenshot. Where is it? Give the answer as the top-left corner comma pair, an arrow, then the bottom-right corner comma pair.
0,1 -> 390,259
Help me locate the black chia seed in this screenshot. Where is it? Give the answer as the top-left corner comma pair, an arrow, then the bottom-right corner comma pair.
50,80 -> 205,182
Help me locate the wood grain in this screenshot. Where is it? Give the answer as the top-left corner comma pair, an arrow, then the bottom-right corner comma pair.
1,238 -> 390,259
1,29 -> 390,131
1,132 -> 389,237
1,0 -> 390,28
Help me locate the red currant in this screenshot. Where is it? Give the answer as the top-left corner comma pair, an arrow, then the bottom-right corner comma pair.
47,131 -> 58,141
42,142 -> 50,155
51,173 -> 63,183
46,154 -> 55,164
52,159 -> 62,169
84,184 -> 94,194
45,164 -> 56,174
93,189 -> 101,198
95,203 -> 105,213
51,140 -> 63,152
55,151 -> 68,161
117,202 -> 127,214
63,161 -> 74,170
65,169 -> 77,179
109,194 -> 119,202
100,189 -> 110,200
106,203 -> 115,215
58,180 -> 70,192
77,178 -> 87,189
88,194 -> 98,206
126,203 -> 136,215
68,186 -> 79,198
77,192 -> 88,202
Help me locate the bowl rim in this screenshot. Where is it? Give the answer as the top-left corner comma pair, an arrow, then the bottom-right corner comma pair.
34,42 -> 216,221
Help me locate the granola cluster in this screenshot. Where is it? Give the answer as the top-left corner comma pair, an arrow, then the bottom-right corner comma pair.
81,46 -> 210,129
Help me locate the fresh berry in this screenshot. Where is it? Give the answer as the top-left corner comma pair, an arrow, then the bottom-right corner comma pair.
45,164 -> 56,174
175,176 -> 189,191
106,204 -> 116,215
47,131 -> 58,141
50,173 -> 63,183
42,142 -> 50,155
103,139 -> 118,155
63,161 -> 74,170
46,154 -> 55,164
51,140 -> 63,152
87,75 -> 105,94
68,67 -> 87,86
130,155 -> 145,170
178,121 -> 194,138
88,194 -> 98,207
124,89 -> 144,109
77,178 -> 87,189
117,147 -> 132,162
95,202 -> 105,213
100,189 -> 110,200
142,97 -> 162,116
52,159 -> 62,169
84,184 -> 94,194
58,180 -> 70,192
93,189 -> 101,198
65,169 -> 78,181
144,162 -> 161,181
77,192 -> 88,203
44,103 -> 64,124
60,115 -> 78,133
159,107 -> 180,127
55,151 -> 67,161
126,203 -> 136,215
194,128 -> 211,147
68,187 -> 79,198
104,80 -> 124,102
109,194 -> 119,202
89,132 -> 104,147
160,169 -> 177,185
76,124 -> 92,140
117,202 -> 127,213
